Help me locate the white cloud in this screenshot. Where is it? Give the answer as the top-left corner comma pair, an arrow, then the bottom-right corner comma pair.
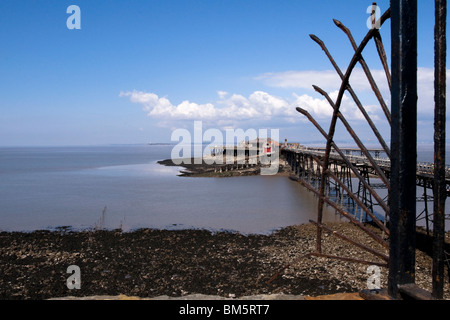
256,68 -> 391,94
121,90 -> 288,123
217,91 -> 229,99
120,67 -> 450,145
121,68 -> 450,127
256,70 -> 341,91
415,67 -> 450,115
120,88 -> 379,127
257,67 -> 450,117
120,90 -> 218,120
120,67 -> 450,132
292,93 -> 333,118
291,90 -> 379,121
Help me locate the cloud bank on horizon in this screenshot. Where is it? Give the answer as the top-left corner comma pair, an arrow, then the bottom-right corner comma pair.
121,67 -> 443,131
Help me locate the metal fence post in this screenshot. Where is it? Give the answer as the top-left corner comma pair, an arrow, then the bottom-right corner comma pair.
432,0 -> 447,300
389,0 -> 418,299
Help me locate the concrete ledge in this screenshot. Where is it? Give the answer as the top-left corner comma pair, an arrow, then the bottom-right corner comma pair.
49,293 -> 306,300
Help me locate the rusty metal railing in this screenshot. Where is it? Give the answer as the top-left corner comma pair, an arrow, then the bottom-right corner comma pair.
431,0 -> 447,300
271,1 -> 448,300
296,5 -> 392,268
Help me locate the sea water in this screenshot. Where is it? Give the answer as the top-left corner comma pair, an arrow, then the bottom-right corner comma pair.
0,144 -> 341,234
0,144 -> 448,234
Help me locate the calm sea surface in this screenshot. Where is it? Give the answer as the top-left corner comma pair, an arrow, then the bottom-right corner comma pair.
0,144 -> 448,234
0,144 -> 341,234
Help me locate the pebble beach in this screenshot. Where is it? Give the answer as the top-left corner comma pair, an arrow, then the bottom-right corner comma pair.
1,221 -> 448,300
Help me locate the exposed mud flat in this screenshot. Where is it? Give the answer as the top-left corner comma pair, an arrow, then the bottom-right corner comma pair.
1,222 -> 448,300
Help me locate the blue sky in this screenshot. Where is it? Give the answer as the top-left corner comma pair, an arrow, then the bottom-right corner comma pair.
0,0 -> 446,146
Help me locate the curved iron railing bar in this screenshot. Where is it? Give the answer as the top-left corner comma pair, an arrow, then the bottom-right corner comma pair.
373,31 -> 392,91
312,85 -> 390,189
309,252 -> 388,268
300,179 -> 389,250
309,34 -> 391,159
295,107 -> 389,217
313,8 -> 391,253
310,220 -> 389,259
311,154 -> 389,235
333,16 -> 392,124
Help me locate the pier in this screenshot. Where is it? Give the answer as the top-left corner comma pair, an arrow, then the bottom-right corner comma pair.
281,144 -> 450,231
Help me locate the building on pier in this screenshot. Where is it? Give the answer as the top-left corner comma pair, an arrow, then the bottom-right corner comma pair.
211,138 -> 280,157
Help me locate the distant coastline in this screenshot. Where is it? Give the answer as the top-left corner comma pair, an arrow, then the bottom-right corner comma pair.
147,142 -> 177,146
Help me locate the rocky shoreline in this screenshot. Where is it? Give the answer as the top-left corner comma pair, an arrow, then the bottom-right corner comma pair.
1,221 -> 448,300
1,158 -> 448,300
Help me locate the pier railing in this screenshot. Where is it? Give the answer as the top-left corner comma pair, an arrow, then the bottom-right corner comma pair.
274,1 -> 449,299
283,145 -> 450,178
